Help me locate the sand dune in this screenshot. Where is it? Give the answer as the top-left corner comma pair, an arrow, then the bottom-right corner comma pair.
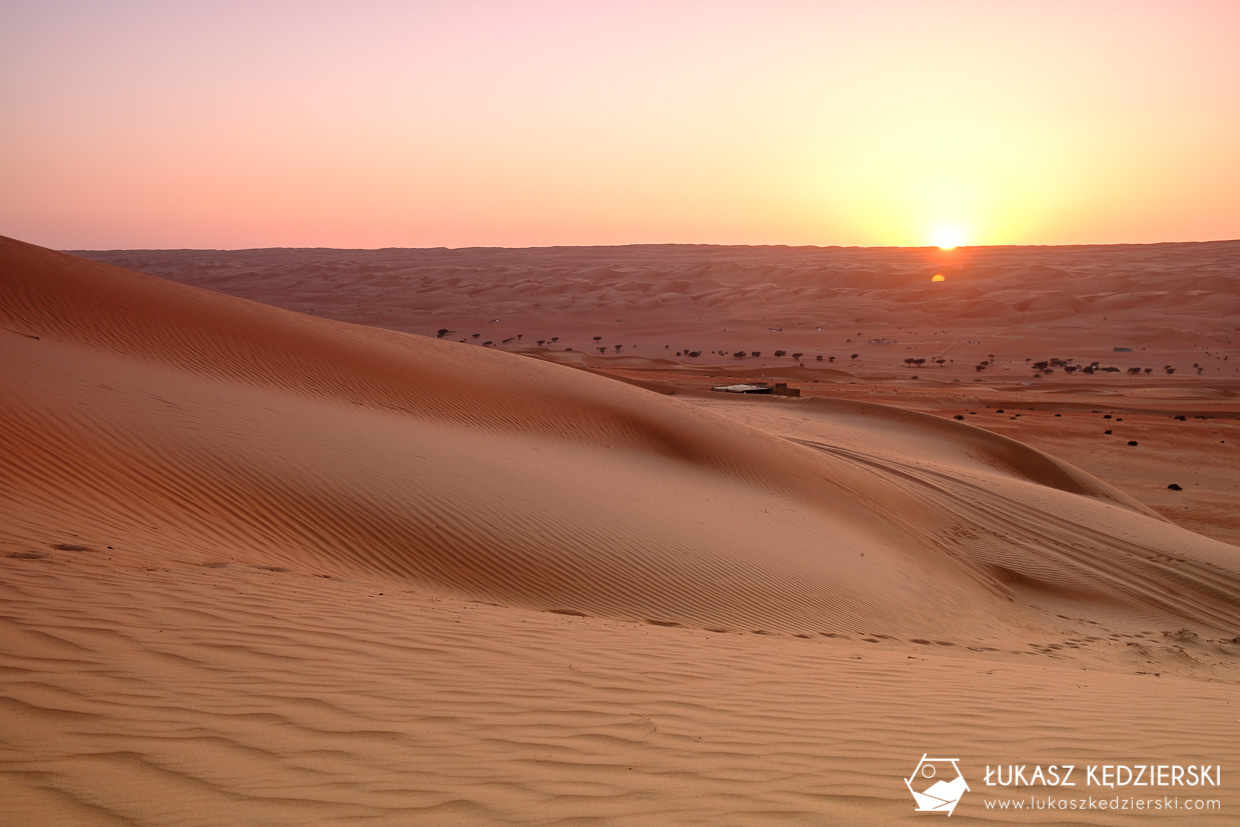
4,236 -> 1239,823
5,235 -> 1238,637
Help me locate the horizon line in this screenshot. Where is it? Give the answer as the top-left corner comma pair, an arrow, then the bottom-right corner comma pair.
59,238 -> 1240,255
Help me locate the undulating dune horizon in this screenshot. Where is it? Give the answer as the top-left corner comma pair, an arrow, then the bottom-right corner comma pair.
3,235 -> 1239,824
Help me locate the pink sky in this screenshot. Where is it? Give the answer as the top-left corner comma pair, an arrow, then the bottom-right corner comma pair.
3,0 -> 1238,250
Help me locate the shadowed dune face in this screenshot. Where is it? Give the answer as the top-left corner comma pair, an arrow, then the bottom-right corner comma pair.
4,236 -> 1240,641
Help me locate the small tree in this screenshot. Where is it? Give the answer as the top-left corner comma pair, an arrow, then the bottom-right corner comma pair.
792,352 -> 803,360
752,351 -> 761,358
734,351 -> 746,358
774,350 -> 787,358
436,328 -> 451,338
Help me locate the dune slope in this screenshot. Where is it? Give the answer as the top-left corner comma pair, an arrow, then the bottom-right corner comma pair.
2,236 -> 1239,641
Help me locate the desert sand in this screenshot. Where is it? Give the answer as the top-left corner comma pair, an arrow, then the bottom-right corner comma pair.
3,236 -> 1239,824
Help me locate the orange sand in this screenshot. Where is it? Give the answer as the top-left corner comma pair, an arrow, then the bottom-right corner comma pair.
3,236 -> 1239,824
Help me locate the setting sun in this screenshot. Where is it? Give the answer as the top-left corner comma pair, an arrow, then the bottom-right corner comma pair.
931,227 -> 967,250
931,274 -> 946,282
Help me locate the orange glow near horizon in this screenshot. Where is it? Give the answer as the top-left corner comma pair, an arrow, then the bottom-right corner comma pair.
2,3 -> 1238,250
931,274 -> 947,282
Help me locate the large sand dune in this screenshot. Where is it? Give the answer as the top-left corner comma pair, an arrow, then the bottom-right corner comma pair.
5,236 -> 1237,636
4,236 -> 1239,823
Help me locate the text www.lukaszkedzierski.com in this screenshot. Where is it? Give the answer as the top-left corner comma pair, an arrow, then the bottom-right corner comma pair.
984,796 -> 1220,812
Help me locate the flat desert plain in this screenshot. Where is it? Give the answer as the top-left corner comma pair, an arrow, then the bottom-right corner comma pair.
3,236 -> 1239,824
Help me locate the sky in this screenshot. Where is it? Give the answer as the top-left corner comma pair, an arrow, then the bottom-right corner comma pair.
3,0 -> 1238,250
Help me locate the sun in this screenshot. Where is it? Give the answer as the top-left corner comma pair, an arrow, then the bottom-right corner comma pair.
930,226 -> 967,250
931,274 -> 946,282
